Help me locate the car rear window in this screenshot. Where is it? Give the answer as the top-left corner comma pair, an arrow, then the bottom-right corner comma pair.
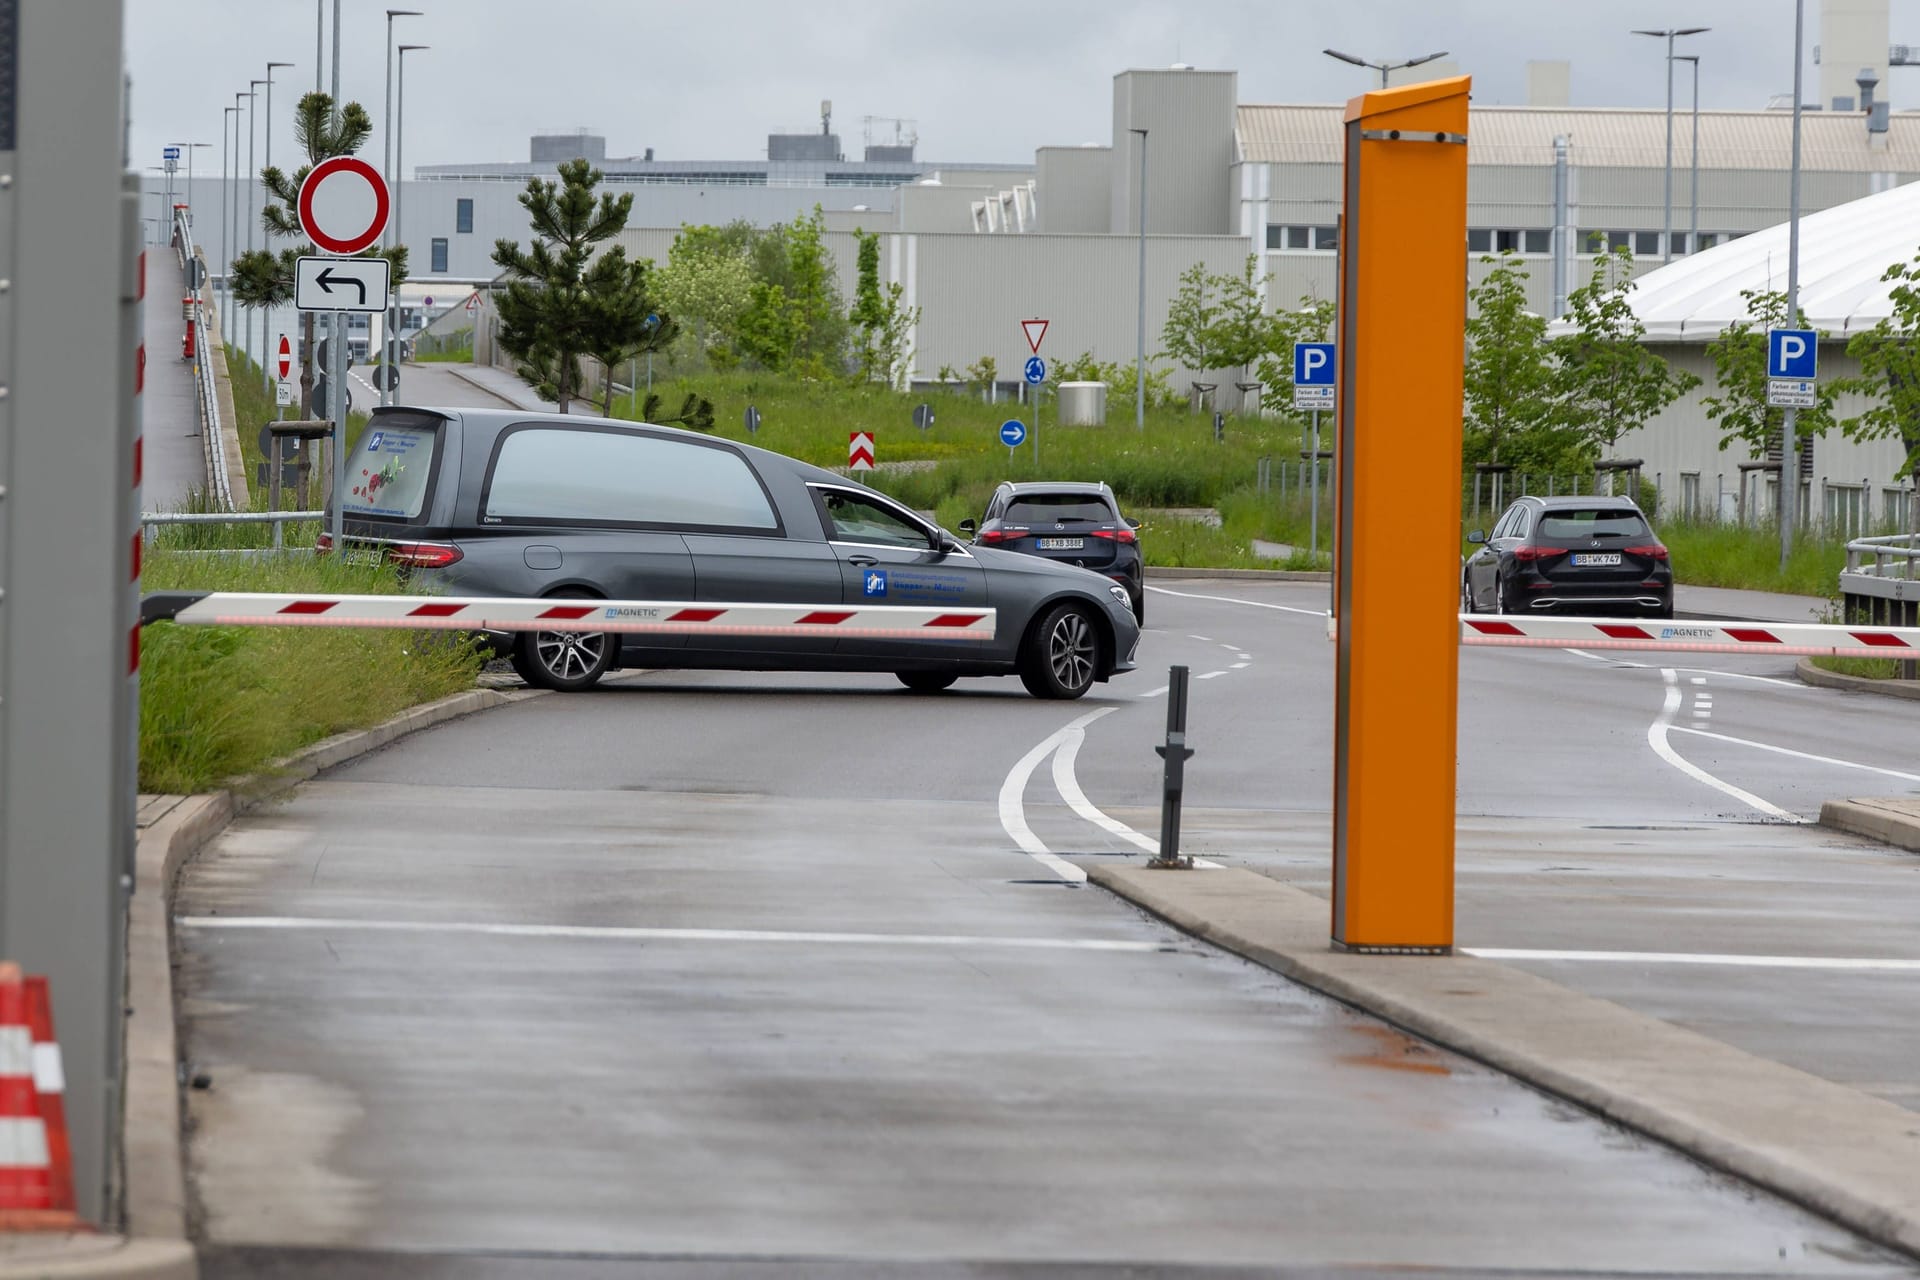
343,424 -> 438,520
1537,508 -> 1651,539
1004,495 -> 1114,524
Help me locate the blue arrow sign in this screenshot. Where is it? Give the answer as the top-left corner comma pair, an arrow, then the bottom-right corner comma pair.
1293,342 -> 1335,387
1767,328 -> 1818,380
163,146 -> 181,161
1000,419 -> 1028,448
1024,356 -> 1046,385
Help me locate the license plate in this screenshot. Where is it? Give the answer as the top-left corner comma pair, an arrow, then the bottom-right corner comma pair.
341,544 -> 385,567
1571,552 -> 1622,566
1037,537 -> 1085,550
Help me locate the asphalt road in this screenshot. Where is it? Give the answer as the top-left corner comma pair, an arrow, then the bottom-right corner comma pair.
177,579 -> 1920,1277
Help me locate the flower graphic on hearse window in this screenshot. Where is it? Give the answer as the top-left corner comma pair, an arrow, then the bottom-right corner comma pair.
352,456 -> 405,501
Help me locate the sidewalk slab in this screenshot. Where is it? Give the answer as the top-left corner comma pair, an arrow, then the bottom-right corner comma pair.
443,363 -> 557,413
0,1235 -> 194,1280
1822,796 -> 1920,853
1086,863 -> 1920,1261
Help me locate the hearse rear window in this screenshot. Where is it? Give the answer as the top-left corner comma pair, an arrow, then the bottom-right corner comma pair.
343,425 -> 437,520
483,426 -> 778,530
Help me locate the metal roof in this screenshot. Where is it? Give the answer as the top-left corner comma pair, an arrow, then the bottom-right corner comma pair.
1603,178 -> 1920,340
1236,104 -> 1920,171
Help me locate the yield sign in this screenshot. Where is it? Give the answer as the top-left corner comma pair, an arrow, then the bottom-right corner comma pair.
848,430 -> 876,472
1021,318 -> 1049,354
298,156 -> 391,256
276,334 -> 292,380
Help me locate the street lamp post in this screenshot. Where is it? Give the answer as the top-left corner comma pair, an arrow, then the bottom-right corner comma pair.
232,94 -> 247,329
220,107 -> 236,309
397,44 -> 429,377
247,79 -> 267,387
1322,47 -> 1451,90
1676,54 -> 1701,257
1781,0 -> 1806,569
262,63 -> 294,394
383,10 -> 423,405
1632,27 -> 1709,264
1129,127 -> 1147,431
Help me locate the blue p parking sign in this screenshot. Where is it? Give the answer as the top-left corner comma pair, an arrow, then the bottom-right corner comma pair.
1767,328 -> 1818,380
1293,343 -> 1335,387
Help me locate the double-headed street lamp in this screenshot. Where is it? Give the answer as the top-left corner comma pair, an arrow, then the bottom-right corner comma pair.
1322,48 -> 1451,90
383,10 -> 424,402
1632,26 -> 1709,264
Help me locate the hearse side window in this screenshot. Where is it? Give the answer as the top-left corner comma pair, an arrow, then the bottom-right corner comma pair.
343,423 -> 439,520
483,427 -> 778,529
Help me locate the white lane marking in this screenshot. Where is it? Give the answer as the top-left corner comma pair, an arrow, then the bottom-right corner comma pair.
1187,634 -> 1214,642
1692,709 -> 1712,719
1691,676 -> 1707,685
175,916 -> 1165,952
1562,649 -> 1800,687
1467,947 -> 1920,972
1230,662 -> 1250,670
1151,586 -> 1328,619
1049,723 -> 1224,869
1198,670 -> 1227,679
1647,669 -> 1803,823
1236,653 -> 1251,661
1138,686 -> 1169,699
1669,725 -> 1920,783
998,708 -> 1117,883
1220,642 -> 1240,652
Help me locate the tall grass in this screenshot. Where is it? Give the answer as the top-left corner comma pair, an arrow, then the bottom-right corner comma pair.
1657,519 -> 1848,597
139,546 -> 482,793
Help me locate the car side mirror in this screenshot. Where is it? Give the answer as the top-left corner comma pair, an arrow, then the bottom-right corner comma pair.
1124,517 -> 1140,529
1467,530 -> 1487,544
958,519 -> 977,535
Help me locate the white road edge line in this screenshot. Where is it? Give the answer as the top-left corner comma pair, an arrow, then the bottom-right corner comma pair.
174,916 -> 1165,952
1563,649 -> 1800,687
1049,725 -> 1223,869
1669,724 -> 1920,782
997,708 -> 1117,883
1466,947 -> 1920,972
1648,668 -> 1804,823
1150,586 -> 1328,619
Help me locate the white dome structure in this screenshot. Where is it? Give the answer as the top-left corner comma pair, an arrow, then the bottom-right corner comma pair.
1625,179 -> 1920,340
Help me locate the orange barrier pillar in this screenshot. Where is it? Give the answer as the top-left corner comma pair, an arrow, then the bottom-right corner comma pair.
1331,78 -> 1471,953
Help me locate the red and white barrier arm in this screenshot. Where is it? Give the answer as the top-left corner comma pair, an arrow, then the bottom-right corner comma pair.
140,592 -> 997,641
1461,614 -> 1918,659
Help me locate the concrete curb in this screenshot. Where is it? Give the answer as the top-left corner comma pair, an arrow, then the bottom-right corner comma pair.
444,363 -> 548,412
1796,656 -> 1920,702
53,686 -> 532,1280
1086,864 -> 1920,1261
1820,797 -> 1920,853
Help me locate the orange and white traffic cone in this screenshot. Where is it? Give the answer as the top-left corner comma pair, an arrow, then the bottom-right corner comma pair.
22,977 -> 73,1215
0,962 -> 81,1231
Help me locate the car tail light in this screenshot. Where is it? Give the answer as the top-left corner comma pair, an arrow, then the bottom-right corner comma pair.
1091,527 -> 1137,543
978,528 -> 1028,544
1513,544 -> 1566,563
1623,544 -> 1669,560
315,531 -> 333,554
387,541 -> 463,568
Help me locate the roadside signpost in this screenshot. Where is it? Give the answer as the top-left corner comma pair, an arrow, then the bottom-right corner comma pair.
849,430 -> 876,472
1293,342 -> 1337,558
744,405 -> 760,434
296,156 -> 391,550
912,402 -> 935,431
1022,319 -> 1048,465
275,333 -> 292,381
1766,327 -> 1818,408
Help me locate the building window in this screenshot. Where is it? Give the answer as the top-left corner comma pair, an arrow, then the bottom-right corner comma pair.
456,198 -> 473,233
1470,228 -> 1552,256
1267,225 -> 1337,253
1266,224 -> 1285,250
1885,485 -> 1913,531
1467,228 -> 1492,253
1633,231 -> 1661,256
1825,483 -> 1866,536
1312,225 -> 1337,250
430,237 -> 448,273
1524,229 -> 1551,254
1681,472 -> 1701,520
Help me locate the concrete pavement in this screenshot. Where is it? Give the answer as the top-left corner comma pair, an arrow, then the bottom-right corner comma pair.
143,242 -> 210,513
443,361 -> 558,412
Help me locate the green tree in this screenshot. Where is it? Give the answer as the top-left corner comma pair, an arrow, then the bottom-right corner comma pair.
736,206 -> 847,377
1210,255 -> 1277,398
238,92 -> 405,419
1701,286 -> 1841,463
1550,246 -> 1699,461
848,228 -> 920,388
1841,251 -> 1920,496
656,224 -> 755,368
491,158 -> 635,413
1160,261 -> 1220,375
1463,253 -> 1564,467
577,252 -> 675,417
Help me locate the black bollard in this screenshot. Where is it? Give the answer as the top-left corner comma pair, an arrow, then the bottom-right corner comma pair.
1151,665 -> 1196,869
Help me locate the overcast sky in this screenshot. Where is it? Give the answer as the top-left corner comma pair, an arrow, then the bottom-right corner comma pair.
126,2 -> 1887,175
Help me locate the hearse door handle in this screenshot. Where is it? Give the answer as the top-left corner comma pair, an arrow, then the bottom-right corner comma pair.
847,555 -> 880,567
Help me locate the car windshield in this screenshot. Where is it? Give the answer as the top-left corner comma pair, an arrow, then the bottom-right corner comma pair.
1005,495 -> 1112,524
1537,508 -> 1650,540
343,425 -> 437,520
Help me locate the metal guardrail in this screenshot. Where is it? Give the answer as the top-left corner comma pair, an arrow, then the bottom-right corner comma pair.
1844,533 -> 1920,578
141,511 -> 321,530
172,206 -> 234,512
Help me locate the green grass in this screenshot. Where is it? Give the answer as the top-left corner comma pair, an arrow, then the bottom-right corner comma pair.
139,545 -> 483,793
416,346 -> 474,363
203,345 -> 371,547
1657,520 -> 1848,596
1810,654 -> 1914,680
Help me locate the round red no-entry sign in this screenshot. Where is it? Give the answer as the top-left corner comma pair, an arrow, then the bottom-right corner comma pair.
276,334 -> 292,380
297,156 -> 391,256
